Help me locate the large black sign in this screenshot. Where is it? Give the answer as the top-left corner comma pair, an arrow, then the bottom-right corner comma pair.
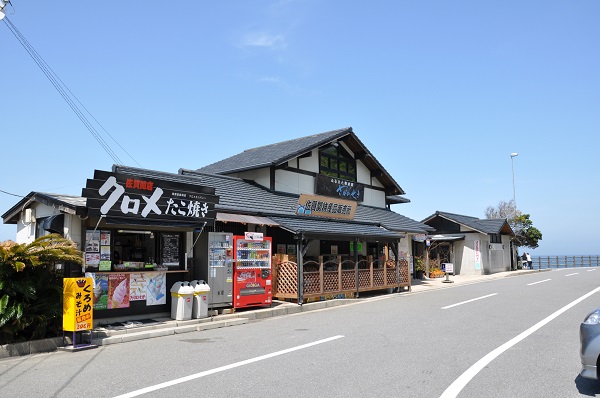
83,170 -> 218,224
315,174 -> 364,202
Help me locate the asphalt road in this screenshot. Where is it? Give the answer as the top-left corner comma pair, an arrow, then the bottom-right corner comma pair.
2,268 -> 600,397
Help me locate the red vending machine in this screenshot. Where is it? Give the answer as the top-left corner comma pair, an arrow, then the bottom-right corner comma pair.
233,232 -> 272,309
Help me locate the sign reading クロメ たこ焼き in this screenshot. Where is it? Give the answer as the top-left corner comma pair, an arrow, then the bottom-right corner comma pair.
82,169 -> 218,224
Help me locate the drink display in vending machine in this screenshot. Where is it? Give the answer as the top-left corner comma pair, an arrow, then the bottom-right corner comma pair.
207,232 -> 233,309
233,232 -> 272,309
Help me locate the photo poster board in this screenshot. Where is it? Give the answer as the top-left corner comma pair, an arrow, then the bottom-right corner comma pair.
108,273 -> 130,309
125,272 -> 167,306
161,233 -> 180,266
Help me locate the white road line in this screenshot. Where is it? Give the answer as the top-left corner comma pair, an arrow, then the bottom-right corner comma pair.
588,269 -> 597,272
113,335 -> 344,398
527,279 -> 551,286
440,286 -> 600,398
441,293 -> 498,310
565,273 -> 579,277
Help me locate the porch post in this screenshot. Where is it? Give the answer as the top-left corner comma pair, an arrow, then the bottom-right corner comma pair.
354,237 -> 359,298
296,233 -> 304,305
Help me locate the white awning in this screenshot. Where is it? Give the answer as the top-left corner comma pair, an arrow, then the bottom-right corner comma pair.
430,234 -> 465,241
216,213 -> 279,226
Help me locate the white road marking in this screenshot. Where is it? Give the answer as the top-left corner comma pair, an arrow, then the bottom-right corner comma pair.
588,269 -> 597,272
440,286 -> 600,398
113,335 -> 344,398
441,293 -> 498,310
565,273 -> 579,277
527,279 -> 551,286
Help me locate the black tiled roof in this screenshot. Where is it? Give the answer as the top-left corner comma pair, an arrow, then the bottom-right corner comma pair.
197,128 -> 351,174
422,211 -> 513,235
268,216 -> 405,240
2,192 -> 87,223
195,127 -> 406,197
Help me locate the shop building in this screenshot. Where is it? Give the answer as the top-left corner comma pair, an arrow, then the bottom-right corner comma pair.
3,127 -> 433,320
418,211 -> 515,275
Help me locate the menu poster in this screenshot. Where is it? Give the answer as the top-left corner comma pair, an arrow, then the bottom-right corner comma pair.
85,230 -> 100,253
85,252 -> 100,266
108,273 -> 130,309
100,230 -> 111,246
146,272 -> 166,306
130,273 -> 148,301
100,245 -> 111,261
98,260 -> 112,271
161,234 -> 180,266
86,272 -> 109,310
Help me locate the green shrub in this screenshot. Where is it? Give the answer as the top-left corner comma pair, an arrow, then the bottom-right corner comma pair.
0,234 -> 82,344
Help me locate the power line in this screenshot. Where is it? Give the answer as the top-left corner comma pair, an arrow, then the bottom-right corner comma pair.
2,15 -> 141,167
0,189 -> 24,198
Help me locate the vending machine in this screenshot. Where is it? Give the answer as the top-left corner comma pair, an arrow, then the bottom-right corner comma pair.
233,232 -> 272,309
206,232 -> 234,309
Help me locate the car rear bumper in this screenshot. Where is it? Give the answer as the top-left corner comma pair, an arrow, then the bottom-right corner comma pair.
581,362 -> 598,380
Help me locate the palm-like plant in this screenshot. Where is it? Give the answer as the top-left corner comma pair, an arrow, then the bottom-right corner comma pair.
0,234 -> 83,344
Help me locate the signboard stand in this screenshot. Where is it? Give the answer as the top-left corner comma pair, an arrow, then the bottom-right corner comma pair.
442,263 -> 454,284
59,277 -> 98,352
60,330 -> 96,352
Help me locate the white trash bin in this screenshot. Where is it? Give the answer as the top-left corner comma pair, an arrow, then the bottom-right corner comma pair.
190,280 -> 211,319
170,281 -> 194,321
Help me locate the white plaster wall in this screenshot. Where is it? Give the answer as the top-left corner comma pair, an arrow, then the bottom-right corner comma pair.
356,161 -> 370,185
64,213 -> 83,247
362,188 -> 386,208
456,234 -> 487,275
234,169 -> 271,188
298,149 -> 319,173
274,169 -> 314,195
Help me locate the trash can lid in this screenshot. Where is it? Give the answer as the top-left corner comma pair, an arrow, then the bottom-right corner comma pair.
170,281 -> 194,294
194,282 -> 210,293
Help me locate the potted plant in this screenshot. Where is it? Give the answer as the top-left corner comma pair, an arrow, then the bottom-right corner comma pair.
414,257 -> 425,279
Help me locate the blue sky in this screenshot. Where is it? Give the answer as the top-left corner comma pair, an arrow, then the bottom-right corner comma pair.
1,1 -> 598,255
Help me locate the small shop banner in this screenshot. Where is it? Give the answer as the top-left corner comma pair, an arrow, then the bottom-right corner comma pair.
63,277 -> 94,332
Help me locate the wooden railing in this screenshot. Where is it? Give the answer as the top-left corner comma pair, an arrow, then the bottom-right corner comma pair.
531,255 -> 600,269
272,255 -> 411,302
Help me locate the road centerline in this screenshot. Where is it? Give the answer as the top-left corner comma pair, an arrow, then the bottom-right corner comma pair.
113,335 -> 345,398
527,279 -> 551,286
441,293 -> 498,310
565,273 -> 579,277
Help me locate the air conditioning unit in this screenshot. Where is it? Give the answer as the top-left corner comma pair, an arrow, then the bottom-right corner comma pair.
24,208 -> 36,223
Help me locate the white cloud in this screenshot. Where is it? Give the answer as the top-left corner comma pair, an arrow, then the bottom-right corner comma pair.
240,33 -> 287,50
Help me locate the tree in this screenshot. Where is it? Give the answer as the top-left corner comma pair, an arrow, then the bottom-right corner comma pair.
511,213 -> 543,249
0,234 -> 83,344
485,200 -> 542,249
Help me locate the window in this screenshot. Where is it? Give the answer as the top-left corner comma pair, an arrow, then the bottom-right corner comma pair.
490,234 -> 502,244
319,144 -> 357,182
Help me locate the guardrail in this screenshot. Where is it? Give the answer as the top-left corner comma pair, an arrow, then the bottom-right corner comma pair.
532,255 -> 600,269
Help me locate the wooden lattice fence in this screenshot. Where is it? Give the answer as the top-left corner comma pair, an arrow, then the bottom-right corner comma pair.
272,256 -> 411,302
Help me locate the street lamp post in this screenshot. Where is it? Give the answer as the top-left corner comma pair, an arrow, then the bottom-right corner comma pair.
510,152 -> 518,211
510,152 -> 519,270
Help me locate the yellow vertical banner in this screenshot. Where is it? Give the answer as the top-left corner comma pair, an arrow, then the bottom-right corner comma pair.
63,277 -> 94,332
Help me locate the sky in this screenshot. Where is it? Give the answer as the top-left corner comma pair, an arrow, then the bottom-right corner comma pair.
1,1 -> 598,255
